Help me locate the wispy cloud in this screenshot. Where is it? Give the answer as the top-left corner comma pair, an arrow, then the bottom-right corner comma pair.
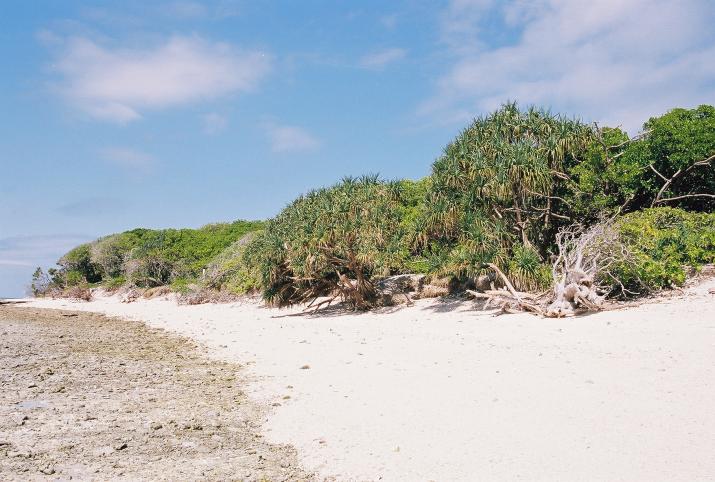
57,197 -> 127,217
100,147 -> 156,170
424,0 -> 715,132
264,123 -> 321,153
380,14 -> 399,29
202,112 -> 228,134
359,47 -> 406,70
0,234 -> 94,268
49,35 -> 271,123
165,1 -> 208,18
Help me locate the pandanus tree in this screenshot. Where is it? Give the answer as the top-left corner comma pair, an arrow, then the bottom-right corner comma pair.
258,175 -> 407,310
424,103 -> 595,289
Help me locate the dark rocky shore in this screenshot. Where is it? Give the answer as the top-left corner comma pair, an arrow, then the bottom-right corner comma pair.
0,306 -> 313,481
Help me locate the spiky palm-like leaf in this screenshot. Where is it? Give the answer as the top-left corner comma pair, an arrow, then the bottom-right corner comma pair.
423,102 -> 594,289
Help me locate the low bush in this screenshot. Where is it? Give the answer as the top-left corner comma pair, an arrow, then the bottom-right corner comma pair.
256,175 -> 414,308
51,220 -> 264,292
610,208 -> 715,293
201,231 -> 265,295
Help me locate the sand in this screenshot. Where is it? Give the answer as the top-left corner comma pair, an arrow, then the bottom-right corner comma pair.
24,280 -> 715,481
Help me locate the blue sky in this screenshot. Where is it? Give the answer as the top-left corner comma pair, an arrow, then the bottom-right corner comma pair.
1,0 -> 714,296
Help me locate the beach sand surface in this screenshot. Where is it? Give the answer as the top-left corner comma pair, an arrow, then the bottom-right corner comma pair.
26,279 -> 715,481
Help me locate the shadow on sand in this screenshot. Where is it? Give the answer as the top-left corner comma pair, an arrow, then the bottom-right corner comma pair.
269,294 -> 497,319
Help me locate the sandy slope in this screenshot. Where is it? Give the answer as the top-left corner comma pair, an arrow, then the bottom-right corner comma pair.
26,280 -> 715,481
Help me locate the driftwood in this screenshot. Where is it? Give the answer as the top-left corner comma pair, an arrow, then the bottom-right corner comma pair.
470,218 -> 632,317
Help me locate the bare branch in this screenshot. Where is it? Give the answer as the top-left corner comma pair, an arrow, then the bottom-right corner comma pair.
607,129 -> 651,150
648,164 -> 669,182
654,193 -> 715,203
651,153 -> 715,206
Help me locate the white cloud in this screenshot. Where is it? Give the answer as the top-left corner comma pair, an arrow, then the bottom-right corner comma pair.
359,47 -> 407,70
100,147 -> 155,170
50,35 -> 271,123
202,112 -> 228,134
264,124 -> 320,153
425,0 -> 715,132
0,259 -> 35,267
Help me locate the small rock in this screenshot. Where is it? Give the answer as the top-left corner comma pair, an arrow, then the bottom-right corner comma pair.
40,466 -> 55,475
150,422 -> 163,430
113,442 -> 128,451
9,451 -> 31,458
299,365 -> 310,370
16,415 -> 29,426
27,383 -> 37,388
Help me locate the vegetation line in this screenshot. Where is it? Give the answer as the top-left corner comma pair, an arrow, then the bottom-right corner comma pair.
32,103 -> 715,315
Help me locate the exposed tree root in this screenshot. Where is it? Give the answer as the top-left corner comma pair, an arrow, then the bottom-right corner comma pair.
469,219 -> 633,317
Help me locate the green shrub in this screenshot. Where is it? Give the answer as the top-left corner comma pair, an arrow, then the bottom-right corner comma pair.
257,175 -> 412,308
104,276 -> 126,290
611,208 -> 715,293
56,220 -> 264,290
59,244 -> 102,284
170,277 -> 191,294
422,102 -> 594,289
64,270 -> 85,287
201,231 -> 266,295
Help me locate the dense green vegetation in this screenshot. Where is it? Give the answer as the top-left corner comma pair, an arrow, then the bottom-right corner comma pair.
252,176 -> 425,308
421,103 -> 594,290
612,208 -> 715,292
35,221 -> 263,295
570,105 -> 715,217
37,103 -> 714,308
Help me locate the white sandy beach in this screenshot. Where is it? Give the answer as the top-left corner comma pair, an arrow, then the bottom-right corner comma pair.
26,281 -> 715,481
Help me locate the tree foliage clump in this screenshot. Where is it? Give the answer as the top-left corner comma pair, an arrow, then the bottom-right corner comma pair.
570,105 -> 715,217
423,102 -> 594,289
58,244 -> 103,285
256,175 -> 413,309
42,220 -> 264,294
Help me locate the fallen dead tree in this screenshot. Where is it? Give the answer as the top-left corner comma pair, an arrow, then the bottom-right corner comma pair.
468,218 -> 633,317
